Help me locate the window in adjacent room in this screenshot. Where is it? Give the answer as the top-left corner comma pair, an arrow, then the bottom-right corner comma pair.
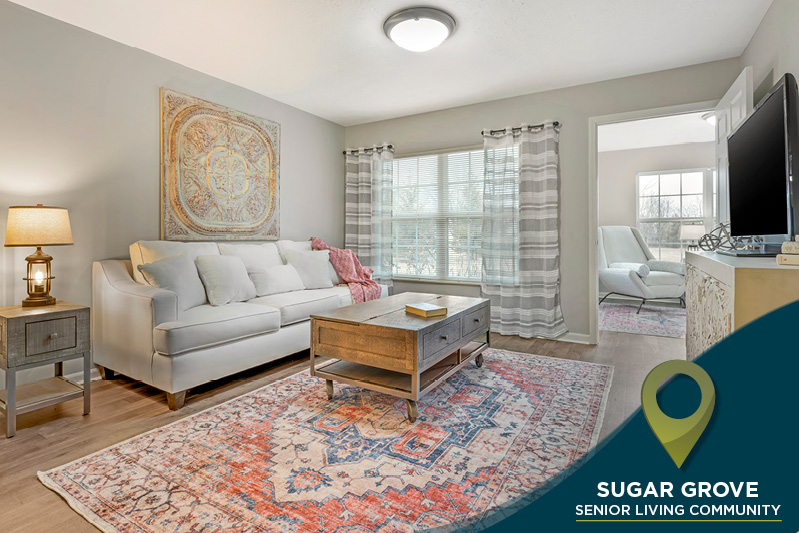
390,149 -> 487,281
637,168 -> 715,261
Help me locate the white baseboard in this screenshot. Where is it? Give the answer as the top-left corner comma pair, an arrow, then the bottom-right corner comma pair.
64,367 -> 101,385
556,332 -> 593,345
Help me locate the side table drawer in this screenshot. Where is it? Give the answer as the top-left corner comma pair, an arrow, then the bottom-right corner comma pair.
26,317 -> 77,357
423,319 -> 461,360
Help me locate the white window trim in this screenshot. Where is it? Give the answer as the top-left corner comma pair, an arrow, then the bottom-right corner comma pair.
635,167 -> 715,259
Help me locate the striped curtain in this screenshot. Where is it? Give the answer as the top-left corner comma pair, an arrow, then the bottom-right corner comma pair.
481,123 -> 567,338
344,146 -> 394,286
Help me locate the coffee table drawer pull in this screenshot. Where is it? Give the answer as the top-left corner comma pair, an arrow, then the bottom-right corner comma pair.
441,335 -> 448,340
49,332 -> 59,340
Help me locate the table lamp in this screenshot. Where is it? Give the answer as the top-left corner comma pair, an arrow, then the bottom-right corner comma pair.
680,223 -> 706,251
4,204 -> 74,306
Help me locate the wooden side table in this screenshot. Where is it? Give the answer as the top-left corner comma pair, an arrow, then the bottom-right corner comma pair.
0,302 -> 91,437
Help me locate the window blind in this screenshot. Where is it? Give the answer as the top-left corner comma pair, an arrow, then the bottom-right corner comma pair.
391,149 -> 484,281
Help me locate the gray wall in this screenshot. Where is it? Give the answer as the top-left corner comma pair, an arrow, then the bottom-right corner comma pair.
741,0 -> 799,104
346,59 -> 741,339
0,2 -> 344,384
598,142 -> 716,227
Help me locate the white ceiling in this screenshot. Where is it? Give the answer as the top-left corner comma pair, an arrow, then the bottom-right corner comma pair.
11,0 -> 772,126
598,112 -> 715,152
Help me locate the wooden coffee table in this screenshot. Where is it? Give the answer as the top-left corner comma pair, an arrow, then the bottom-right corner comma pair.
310,292 -> 490,422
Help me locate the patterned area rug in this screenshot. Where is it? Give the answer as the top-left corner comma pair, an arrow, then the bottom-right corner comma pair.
599,302 -> 686,338
40,349 -> 612,532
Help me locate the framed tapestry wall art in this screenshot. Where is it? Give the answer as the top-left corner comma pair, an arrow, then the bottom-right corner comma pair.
160,88 -> 280,240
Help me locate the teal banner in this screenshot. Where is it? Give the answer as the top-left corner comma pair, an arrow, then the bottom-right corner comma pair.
462,300 -> 799,532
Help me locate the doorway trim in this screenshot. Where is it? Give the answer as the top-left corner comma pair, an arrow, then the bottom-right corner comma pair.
587,100 -> 719,344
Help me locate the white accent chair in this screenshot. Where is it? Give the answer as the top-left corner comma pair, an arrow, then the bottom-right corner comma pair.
598,226 -> 685,313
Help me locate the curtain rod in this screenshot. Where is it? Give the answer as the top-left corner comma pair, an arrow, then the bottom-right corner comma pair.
482,121 -> 560,136
343,145 -> 394,155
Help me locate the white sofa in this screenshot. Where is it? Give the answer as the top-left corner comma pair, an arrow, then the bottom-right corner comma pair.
92,240 -> 387,409
598,226 -> 685,312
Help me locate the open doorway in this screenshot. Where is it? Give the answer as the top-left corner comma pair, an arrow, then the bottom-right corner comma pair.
596,111 -> 716,338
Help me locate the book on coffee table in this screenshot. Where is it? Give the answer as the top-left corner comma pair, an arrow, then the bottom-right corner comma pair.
405,302 -> 447,318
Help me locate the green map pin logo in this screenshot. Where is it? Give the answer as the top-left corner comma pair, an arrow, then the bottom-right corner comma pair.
641,360 -> 715,468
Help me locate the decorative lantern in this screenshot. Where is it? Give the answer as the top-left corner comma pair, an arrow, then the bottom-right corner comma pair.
4,204 -> 74,307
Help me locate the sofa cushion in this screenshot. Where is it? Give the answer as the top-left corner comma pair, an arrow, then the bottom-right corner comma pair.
154,303 -> 280,356
218,242 -> 283,269
276,240 -> 312,263
130,240 -> 219,284
195,255 -> 256,306
285,249 -> 334,289
137,253 -> 207,311
248,290 -> 341,325
643,271 -> 684,287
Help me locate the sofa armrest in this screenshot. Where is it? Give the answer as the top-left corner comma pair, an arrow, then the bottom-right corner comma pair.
92,260 -> 178,382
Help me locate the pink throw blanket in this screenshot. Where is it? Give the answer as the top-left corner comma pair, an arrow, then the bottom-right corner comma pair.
311,237 -> 382,304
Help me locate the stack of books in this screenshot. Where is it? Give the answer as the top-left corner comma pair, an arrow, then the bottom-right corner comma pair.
777,237 -> 799,265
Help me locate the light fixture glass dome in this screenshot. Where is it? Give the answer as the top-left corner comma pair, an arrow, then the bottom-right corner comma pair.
384,7 -> 456,52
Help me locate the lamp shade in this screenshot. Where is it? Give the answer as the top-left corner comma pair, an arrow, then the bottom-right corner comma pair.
680,224 -> 706,241
4,205 -> 74,246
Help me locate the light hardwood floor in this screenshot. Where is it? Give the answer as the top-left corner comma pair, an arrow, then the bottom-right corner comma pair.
0,330 -> 684,532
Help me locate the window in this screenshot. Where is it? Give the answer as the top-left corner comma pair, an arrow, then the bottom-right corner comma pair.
391,149 -> 484,281
636,168 -> 715,261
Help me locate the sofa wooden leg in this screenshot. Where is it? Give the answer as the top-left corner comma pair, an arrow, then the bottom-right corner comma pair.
167,391 -> 187,410
97,365 -> 115,380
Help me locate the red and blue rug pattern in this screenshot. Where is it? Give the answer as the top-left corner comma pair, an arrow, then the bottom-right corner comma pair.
40,349 -> 612,532
599,302 -> 686,338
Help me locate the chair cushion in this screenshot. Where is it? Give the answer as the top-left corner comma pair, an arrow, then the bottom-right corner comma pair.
643,271 -> 684,287
154,303 -> 280,356
248,290 -> 341,325
601,226 -> 650,265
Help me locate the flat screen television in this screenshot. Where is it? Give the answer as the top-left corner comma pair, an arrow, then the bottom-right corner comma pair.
726,73 -> 799,255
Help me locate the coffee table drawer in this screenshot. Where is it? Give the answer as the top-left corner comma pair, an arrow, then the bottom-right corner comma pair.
26,317 -> 77,357
462,306 -> 489,337
423,319 -> 461,360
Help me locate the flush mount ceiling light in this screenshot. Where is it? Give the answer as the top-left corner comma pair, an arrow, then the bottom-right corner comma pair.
701,112 -> 717,126
383,7 -> 456,52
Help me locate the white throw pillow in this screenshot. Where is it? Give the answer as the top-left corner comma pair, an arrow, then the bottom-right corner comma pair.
328,261 -> 345,285
195,255 -> 256,306
609,262 -> 651,277
648,259 -> 685,275
218,243 -> 282,269
248,264 -> 306,296
285,249 -> 334,289
130,240 -> 219,284
276,240 -> 312,263
137,253 -> 207,311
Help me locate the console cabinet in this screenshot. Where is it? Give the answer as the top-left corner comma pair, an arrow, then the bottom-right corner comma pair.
685,251 -> 799,358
